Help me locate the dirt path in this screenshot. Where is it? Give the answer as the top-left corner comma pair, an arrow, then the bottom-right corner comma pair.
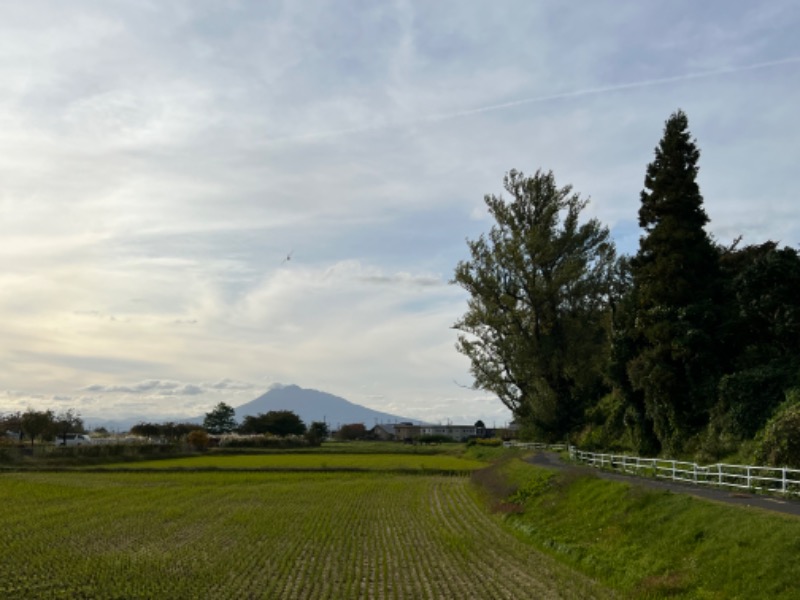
527,451 -> 800,518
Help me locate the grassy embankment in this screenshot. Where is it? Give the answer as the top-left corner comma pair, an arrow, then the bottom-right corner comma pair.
473,453 -> 800,598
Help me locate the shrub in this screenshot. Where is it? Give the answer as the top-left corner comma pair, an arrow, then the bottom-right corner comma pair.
219,434 -> 310,449
754,389 -> 800,468
716,362 -> 796,438
336,423 -> 367,441
417,434 -> 452,444
187,430 -> 210,451
473,437 -> 503,447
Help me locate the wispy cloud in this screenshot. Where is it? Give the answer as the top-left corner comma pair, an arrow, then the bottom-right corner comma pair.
264,56 -> 800,144
1,1 -> 798,425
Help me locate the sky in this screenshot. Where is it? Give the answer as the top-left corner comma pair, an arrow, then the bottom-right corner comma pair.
1,1 -> 798,428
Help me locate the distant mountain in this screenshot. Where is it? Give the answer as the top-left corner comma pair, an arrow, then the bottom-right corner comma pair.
234,384 -> 424,429
83,384 -> 423,432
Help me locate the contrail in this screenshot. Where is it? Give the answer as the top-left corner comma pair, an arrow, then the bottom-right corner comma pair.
423,56 -> 800,123
265,56 -> 800,144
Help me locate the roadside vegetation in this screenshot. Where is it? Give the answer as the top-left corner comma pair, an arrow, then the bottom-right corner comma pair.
473,454 -> 800,598
453,109 -> 800,466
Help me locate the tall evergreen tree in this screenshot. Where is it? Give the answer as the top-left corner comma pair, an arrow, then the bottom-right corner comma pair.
628,110 -> 721,452
453,169 -> 616,440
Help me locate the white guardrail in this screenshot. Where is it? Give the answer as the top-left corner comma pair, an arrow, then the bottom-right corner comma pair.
569,447 -> 800,496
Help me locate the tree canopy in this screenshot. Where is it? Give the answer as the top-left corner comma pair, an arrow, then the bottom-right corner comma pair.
238,410 -> 306,436
203,402 -> 237,434
626,110 -> 722,453
453,169 -> 617,440
455,110 -> 800,463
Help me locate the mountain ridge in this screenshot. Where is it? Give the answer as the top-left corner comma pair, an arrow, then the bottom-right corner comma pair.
233,384 -> 425,428
84,384 -> 425,431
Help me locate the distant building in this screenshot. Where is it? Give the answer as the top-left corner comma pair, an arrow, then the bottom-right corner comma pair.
371,423 -> 399,441
420,425 -> 478,442
393,422 -> 421,442
374,421 -> 508,443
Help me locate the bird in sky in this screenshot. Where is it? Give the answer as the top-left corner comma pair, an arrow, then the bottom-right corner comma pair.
281,250 -> 294,265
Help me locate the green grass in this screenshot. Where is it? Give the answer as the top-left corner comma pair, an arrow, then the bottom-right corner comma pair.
95,452 -> 486,472
314,440 -> 462,454
474,457 -> 800,598
0,470 -> 608,598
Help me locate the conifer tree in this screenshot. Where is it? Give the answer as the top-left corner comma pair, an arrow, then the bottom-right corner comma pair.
628,110 -> 721,452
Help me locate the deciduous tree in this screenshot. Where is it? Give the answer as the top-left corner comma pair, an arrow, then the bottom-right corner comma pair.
53,409 -> 84,446
203,402 -> 237,434
305,421 -> 329,446
336,423 -> 367,441
239,410 -> 306,436
453,169 -> 616,440
20,409 -> 54,447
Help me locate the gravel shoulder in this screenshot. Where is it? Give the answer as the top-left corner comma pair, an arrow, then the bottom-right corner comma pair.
527,451 -> 800,518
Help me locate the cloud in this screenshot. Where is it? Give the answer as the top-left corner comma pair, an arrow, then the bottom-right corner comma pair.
263,55 -> 800,145
206,378 -> 255,391
358,273 -> 444,287
1,1 -> 798,426
81,380 -> 194,395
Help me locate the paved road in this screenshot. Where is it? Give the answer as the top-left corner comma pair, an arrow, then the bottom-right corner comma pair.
527,451 -> 800,518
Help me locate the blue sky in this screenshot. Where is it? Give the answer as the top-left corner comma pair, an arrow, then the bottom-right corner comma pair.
1,0 -> 798,426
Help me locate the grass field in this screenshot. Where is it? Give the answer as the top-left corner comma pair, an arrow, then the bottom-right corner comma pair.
0,468 -> 608,599
95,452 -> 485,472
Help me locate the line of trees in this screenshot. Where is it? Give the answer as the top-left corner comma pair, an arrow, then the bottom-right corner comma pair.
454,110 -> 800,465
200,402 -> 330,445
0,409 -> 85,446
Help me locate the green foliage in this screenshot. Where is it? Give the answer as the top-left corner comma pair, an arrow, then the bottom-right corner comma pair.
453,169 -> 617,440
627,110 -> 721,453
754,390 -> 800,468
728,243 -> 800,361
130,421 -> 162,438
697,242 -> 800,460
336,422 -> 367,440
463,443 -> 521,463
238,410 -> 306,436
715,361 -> 797,438
576,392 -> 630,452
417,434 -> 454,444
1,409 -> 85,446
131,421 -> 202,440
20,409 -> 55,446
203,402 -> 237,434
305,421 -> 329,446
0,442 -> 188,467
468,437 -> 503,447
